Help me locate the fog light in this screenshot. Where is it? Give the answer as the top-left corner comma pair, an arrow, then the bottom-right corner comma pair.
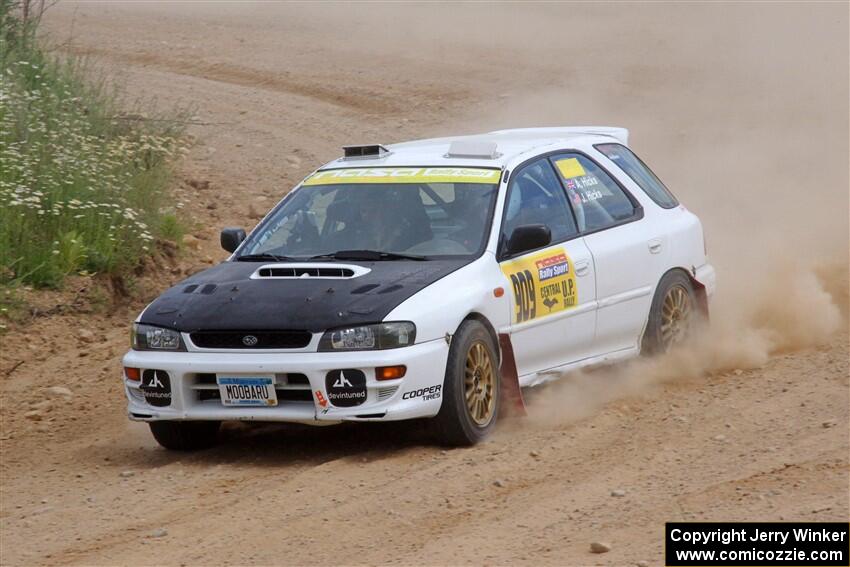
124,367 -> 141,381
376,365 -> 406,381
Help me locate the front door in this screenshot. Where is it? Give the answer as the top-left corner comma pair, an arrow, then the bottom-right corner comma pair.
498,157 -> 598,379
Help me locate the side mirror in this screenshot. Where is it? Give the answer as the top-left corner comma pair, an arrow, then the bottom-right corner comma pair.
220,227 -> 246,253
506,224 -> 551,256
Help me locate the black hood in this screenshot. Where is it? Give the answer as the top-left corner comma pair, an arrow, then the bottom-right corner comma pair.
139,259 -> 467,333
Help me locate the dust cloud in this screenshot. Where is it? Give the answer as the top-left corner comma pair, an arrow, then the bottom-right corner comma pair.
430,4 -> 849,422
524,256 -> 846,428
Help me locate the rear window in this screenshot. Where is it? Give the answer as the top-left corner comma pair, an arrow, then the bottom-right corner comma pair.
595,143 -> 678,209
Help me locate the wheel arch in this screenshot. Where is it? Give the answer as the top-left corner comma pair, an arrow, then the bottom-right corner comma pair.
656,266 -> 709,317
640,266 -> 708,353
458,312 -> 501,362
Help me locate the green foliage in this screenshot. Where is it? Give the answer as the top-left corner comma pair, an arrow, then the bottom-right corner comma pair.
157,213 -> 184,243
0,0 -> 187,288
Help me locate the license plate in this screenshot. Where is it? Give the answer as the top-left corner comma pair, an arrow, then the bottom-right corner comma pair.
216,375 -> 278,406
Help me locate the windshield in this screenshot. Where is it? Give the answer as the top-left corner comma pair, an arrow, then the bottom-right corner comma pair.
238,167 -> 501,260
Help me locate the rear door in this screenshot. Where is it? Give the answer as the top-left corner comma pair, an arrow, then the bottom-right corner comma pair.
549,152 -> 660,354
498,157 -> 598,378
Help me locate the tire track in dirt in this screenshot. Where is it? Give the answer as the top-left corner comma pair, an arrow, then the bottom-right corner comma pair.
67,46 -> 464,116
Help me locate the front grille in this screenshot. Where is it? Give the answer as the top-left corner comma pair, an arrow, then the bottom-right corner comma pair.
195,373 -> 309,385
377,385 -> 399,401
190,330 -> 312,349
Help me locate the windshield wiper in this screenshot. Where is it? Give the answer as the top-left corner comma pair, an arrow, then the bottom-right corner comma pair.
236,253 -> 296,262
310,250 -> 428,261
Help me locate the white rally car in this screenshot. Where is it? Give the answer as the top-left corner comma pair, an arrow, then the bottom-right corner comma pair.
123,127 -> 715,449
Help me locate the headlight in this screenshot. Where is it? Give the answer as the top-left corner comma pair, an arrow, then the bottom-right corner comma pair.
318,322 -> 416,351
131,323 -> 186,351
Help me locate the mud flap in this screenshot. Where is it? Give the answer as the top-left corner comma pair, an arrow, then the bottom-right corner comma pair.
498,333 -> 526,417
688,275 -> 710,322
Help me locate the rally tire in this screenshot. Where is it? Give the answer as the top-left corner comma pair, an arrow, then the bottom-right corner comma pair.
148,420 -> 221,451
432,320 -> 500,446
642,270 -> 697,355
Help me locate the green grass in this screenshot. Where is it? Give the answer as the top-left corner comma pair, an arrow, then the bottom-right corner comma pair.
0,0 -> 187,289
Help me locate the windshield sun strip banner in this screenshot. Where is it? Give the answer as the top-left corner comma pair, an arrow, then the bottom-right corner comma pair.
303,167 -> 502,186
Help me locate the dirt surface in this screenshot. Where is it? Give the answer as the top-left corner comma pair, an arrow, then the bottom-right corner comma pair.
2,3 -> 848,566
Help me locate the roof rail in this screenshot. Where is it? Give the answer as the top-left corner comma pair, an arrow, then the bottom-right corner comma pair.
342,144 -> 391,160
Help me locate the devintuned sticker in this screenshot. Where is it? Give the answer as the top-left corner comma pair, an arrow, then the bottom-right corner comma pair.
325,369 -> 367,407
500,248 -> 577,324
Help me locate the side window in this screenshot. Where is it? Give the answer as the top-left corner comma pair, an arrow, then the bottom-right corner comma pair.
550,153 -> 636,233
502,158 -> 578,251
595,143 -> 678,209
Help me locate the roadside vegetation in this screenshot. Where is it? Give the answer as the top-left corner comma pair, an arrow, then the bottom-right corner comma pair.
0,0 -> 186,299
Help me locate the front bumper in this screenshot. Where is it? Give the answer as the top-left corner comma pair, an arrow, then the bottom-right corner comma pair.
121,339 -> 449,424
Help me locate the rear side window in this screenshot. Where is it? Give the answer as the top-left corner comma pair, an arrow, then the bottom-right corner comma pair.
549,153 -> 637,233
595,143 -> 678,209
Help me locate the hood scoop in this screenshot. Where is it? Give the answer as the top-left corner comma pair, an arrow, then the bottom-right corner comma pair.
251,263 -> 370,280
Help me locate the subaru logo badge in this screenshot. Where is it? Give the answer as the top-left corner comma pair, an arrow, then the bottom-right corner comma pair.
242,335 -> 258,347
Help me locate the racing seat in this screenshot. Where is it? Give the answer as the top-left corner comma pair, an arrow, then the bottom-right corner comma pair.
387,189 -> 433,250
320,198 -> 362,250
322,200 -> 352,237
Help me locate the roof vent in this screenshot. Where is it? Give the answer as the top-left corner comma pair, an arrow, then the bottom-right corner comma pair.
342,144 -> 391,160
445,140 -> 500,159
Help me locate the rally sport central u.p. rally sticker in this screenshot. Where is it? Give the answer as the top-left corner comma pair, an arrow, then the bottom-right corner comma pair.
499,248 -> 577,324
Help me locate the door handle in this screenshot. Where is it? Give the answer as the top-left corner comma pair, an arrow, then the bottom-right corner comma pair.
648,238 -> 663,254
574,260 -> 590,276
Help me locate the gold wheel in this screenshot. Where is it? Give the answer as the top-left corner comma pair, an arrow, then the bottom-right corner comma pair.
660,284 -> 692,349
463,341 -> 496,427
